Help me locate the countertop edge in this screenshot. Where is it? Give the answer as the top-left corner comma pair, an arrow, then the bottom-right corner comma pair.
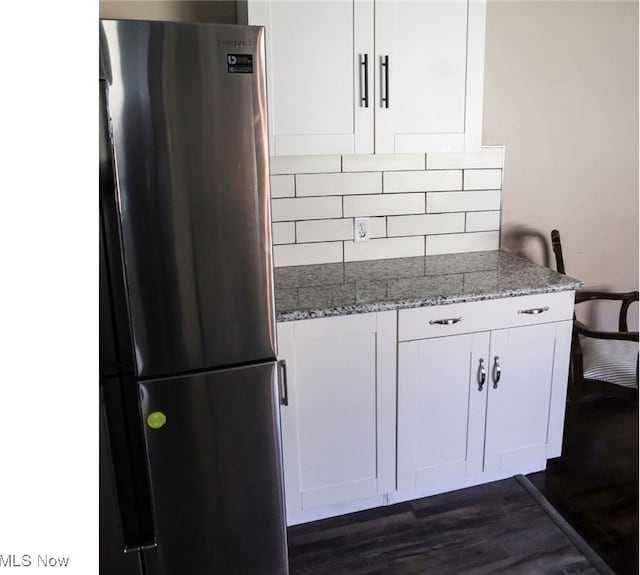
275,281 -> 582,323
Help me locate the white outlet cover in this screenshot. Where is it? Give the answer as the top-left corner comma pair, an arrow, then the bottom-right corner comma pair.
354,218 -> 370,242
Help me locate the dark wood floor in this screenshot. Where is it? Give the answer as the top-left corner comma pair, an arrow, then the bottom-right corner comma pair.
288,478 -> 603,574
287,394 -> 638,574
528,394 -> 639,575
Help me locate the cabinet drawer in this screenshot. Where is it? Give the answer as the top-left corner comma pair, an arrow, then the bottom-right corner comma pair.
398,291 -> 574,342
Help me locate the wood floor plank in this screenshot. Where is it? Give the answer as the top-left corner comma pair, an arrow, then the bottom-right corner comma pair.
288,477 -> 602,574
528,396 -> 638,575
289,393 -> 636,574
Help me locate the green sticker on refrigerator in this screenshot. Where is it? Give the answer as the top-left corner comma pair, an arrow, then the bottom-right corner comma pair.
147,411 -> 167,429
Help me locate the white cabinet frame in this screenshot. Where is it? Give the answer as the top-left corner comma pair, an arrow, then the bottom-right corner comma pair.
277,311 -> 396,525
249,0 -> 487,155
276,291 -> 574,521
248,0 -> 375,155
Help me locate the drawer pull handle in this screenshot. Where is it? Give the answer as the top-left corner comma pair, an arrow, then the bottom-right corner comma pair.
429,317 -> 463,325
478,358 -> 486,391
518,306 -> 549,315
493,356 -> 501,389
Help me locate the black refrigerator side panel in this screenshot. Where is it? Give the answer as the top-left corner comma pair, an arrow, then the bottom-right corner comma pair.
100,79 -> 156,559
139,363 -> 288,575
99,206 -> 118,379
100,387 -> 143,575
99,78 -> 135,379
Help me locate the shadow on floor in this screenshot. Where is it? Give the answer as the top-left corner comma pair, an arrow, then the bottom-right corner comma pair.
528,395 -> 639,575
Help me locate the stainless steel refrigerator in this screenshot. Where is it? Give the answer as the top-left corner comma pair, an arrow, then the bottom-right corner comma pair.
99,19 -> 288,575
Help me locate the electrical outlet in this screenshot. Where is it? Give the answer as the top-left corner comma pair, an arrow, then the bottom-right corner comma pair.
354,218 -> 370,242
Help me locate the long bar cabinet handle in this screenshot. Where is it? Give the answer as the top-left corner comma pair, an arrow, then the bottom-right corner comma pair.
493,356 -> 501,389
360,54 -> 369,107
381,55 -> 389,108
429,317 -> 463,325
477,358 -> 486,391
278,359 -> 289,406
518,306 -> 549,315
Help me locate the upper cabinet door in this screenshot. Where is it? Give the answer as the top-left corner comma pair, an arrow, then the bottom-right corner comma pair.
250,0 -> 486,156
375,0 -> 484,153
249,0 -> 374,155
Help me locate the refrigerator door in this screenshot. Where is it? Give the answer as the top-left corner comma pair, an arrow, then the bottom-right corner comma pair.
101,21 -> 275,377
139,362 -> 288,575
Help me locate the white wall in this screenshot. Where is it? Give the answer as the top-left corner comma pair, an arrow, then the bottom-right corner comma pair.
99,1 -> 240,23
483,0 -> 639,330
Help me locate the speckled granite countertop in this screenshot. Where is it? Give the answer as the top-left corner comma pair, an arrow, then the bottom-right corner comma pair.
274,250 -> 582,322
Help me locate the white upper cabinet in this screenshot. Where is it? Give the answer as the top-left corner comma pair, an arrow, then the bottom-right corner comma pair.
376,0 -> 480,153
248,0 -> 374,155
248,0 -> 486,156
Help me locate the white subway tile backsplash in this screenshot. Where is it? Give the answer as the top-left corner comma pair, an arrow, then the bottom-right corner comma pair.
270,155 -> 341,175
272,222 -> 295,245
466,211 -> 501,232
296,219 -> 352,242
427,190 -> 501,213
296,217 -> 387,243
342,154 -> 425,173
268,150 -> 504,264
384,170 -> 462,193
270,175 -> 295,198
464,169 -> 502,190
272,197 -> 342,222
425,231 -> 500,255
344,237 -> 424,262
427,147 -> 504,170
387,213 -> 465,237
274,242 -> 343,267
296,172 -> 381,197
344,193 -> 425,217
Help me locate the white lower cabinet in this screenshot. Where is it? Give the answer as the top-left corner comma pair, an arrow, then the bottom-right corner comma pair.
277,292 -> 574,523
483,324 -> 559,474
397,331 -> 489,490
276,311 -> 397,525
397,321 -> 571,496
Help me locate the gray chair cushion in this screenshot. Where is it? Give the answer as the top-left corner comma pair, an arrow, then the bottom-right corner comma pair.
580,336 -> 639,389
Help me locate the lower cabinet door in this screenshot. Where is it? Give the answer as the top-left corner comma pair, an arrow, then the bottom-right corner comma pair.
277,312 -> 396,520
398,322 -> 563,491
397,332 -> 490,490
483,323 -> 557,474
